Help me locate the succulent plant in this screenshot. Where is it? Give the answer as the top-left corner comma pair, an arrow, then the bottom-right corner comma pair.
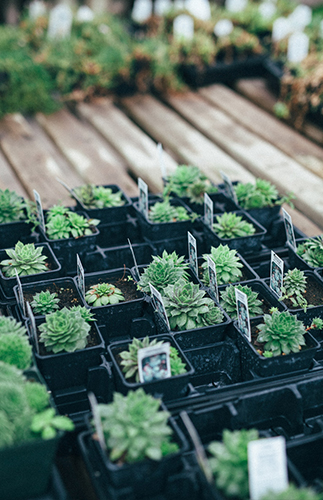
148,198 -> 192,223
234,179 -> 294,209
24,382 -> 50,413
257,310 -> 306,356
70,305 -> 96,322
73,184 -> 125,209
96,389 -> 179,463
138,250 -> 190,293
45,204 -> 99,240
0,188 -> 26,224
39,307 -> 91,353
208,428 -> 259,499
260,485 -> 323,500
0,381 -> 33,444
162,280 -> 224,331
31,407 -> 74,440
220,284 -> 263,319
281,268 -> 308,312
0,361 -> 25,385
31,290 -> 60,315
119,336 -> 186,382
45,214 -> 71,239
163,165 -> 217,204
0,241 -> 48,277
201,245 -> 243,286
0,315 -> 27,337
0,332 -> 32,370
296,236 -> 323,268
212,212 -> 255,239
85,282 -> 125,307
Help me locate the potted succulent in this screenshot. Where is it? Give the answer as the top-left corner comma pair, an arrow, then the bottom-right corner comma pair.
289,236 -> 323,271
0,188 -> 38,248
0,316 -> 32,370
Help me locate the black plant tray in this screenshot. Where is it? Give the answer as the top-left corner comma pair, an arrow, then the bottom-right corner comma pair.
0,217 -> 37,249
175,192 -> 239,217
104,241 -> 155,271
288,237 -> 322,272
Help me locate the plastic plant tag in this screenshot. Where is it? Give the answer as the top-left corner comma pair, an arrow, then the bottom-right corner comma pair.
282,208 -> 296,250
77,254 -> 85,299
287,32 -> 309,64
132,0 -> 153,22
288,4 -> 312,31
149,283 -> 170,331
186,0 -> 211,21
188,231 -> 198,278
26,301 -> 39,354
154,0 -> 172,16
76,6 -> 95,22
225,0 -> 247,13
270,251 -> 284,298
204,193 -> 214,230
56,177 -> 83,205
258,2 -> 276,19
248,436 -> 288,500
15,270 -> 26,316
157,143 -> 167,181
207,255 -> 219,303
214,19 -> 234,37
47,4 -> 73,40
137,342 -> 171,383
33,189 -> 46,234
235,288 -> 251,341
88,392 -> 106,452
29,0 -> 46,20
220,170 -> 238,204
180,411 -> 213,484
138,177 -> 148,220
272,17 -> 291,42
128,239 -> 140,281
173,14 -> 194,40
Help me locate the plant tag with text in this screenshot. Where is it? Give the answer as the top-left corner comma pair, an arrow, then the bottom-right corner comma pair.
138,177 -> 149,220
220,171 -> 238,204
138,342 -> 171,383
173,14 -> 194,40
132,0 -> 153,22
157,143 -> 167,181
77,254 -> 85,299
270,251 -> 284,298
56,177 -> 83,205
272,17 -> 291,42
128,239 -> 140,281
235,288 -> 251,341
287,32 -> 309,64
88,392 -> 106,452
188,231 -> 198,278
204,193 -> 214,230
282,208 -> 296,250
149,283 -> 170,331
29,0 -> 46,20
15,270 -> 26,316
76,6 -> 95,23
26,301 -> 39,354
33,189 -> 46,234
47,4 -> 73,40
207,255 -> 219,303
225,0 -> 247,13
248,436 -> 288,500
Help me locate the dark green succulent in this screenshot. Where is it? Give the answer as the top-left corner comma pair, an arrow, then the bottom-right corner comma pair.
0,189 -> 26,224
201,245 -> 243,285
296,236 -> 323,268
212,212 -> 255,239
220,284 -> 263,319
45,205 -> 99,240
257,310 -> 306,356
138,250 -> 190,293
73,184 -> 125,209
85,282 -> 124,307
281,268 -> 308,312
0,241 -> 48,277
162,280 -> 224,331
31,290 -> 60,315
96,389 -> 179,463
260,484 -> 323,500
234,178 -> 294,209
148,198 -> 192,223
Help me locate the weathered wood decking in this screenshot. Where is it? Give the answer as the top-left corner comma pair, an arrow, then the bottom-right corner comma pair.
0,79 -> 322,236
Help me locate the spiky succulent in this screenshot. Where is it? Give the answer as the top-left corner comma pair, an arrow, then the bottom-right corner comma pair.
38,307 -> 91,353
85,282 -> 125,307
0,316 -> 27,337
148,198 -> 192,223
163,165 -> 217,202
0,333 -> 32,370
201,245 -> 243,285
120,336 -> 186,383
260,485 -> 323,500
220,284 -> 263,319
31,290 -> 60,315
162,280 -> 224,331
281,268 -> 308,312
70,305 -> 96,322
208,428 -> 259,500
0,241 -> 48,277
212,212 -> 255,239
234,179 -> 294,209
24,382 -> 50,413
0,189 -> 26,223
257,310 -> 306,356
296,236 -> 323,268
138,250 -> 190,293
45,205 -> 99,240
96,389 -> 179,463
73,184 -> 125,209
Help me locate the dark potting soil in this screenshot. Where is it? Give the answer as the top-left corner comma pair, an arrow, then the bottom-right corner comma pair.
85,273 -> 142,302
24,282 -> 82,312
36,323 -> 100,357
282,275 -> 323,309
250,323 -> 309,356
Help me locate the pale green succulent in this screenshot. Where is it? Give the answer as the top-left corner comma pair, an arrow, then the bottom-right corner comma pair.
0,241 -> 48,277
281,268 -> 308,312
73,184 -> 125,209
296,236 -> 323,268
85,282 -> 125,307
234,179 -> 294,209
0,332 -> 32,370
70,305 -> 96,323
260,485 -> 323,500
0,189 -> 26,224
31,290 -> 60,315
163,165 -> 217,205
220,284 -> 263,319
24,382 -> 50,413
148,198 -> 191,223
162,280 -> 224,331
138,250 -> 190,293
257,310 -> 306,356
45,205 -> 99,240
212,212 -> 255,239
201,245 -> 243,285
0,316 -> 27,337
96,389 -> 179,464
39,307 -> 91,353
31,407 -> 74,440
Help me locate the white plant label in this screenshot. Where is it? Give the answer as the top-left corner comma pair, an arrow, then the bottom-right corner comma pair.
15,270 -> 26,317
214,19 -> 234,37
56,177 -> 82,205
288,5 -> 312,31
272,17 -> 291,42
47,4 -> 73,40
138,177 -> 148,220
258,2 -> 276,20
29,0 -> 46,20
132,0 -> 153,22
128,239 -> 140,281
207,255 -> 219,303
188,231 -> 198,278
26,301 -> 39,354
225,0 -> 247,13
88,392 -> 106,452
76,6 -> 95,23
138,342 -> 171,383
204,193 -> 214,230
77,254 -> 85,299
287,32 -> 309,64
173,14 -> 194,40
149,283 -> 170,331
185,0 -> 211,21
220,171 -> 238,204
235,288 -> 251,341
248,436 -> 288,500
33,189 -> 46,234
154,0 -> 172,16
282,208 -> 296,250
157,143 -> 167,181
270,251 -> 284,299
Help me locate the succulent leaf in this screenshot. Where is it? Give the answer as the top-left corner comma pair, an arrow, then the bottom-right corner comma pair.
257,310 -> 306,356
0,241 -> 48,277
212,212 -> 255,239
138,250 -> 190,293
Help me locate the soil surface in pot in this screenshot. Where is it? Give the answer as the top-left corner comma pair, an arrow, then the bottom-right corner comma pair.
86,272 -> 141,302
282,275 -> 323,309
36,323 -> 100,356
250,322 -> 309,357
23,282 -> 82,312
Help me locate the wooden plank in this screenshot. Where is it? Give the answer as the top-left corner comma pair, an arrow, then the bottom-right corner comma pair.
0,149 -> 28,197
77,99 -> 178,193
0,113 -> 82,207
36,108 -> 138,197
284,205 -> 322,237
164,91 -> 323,230
199,85 -> 323,180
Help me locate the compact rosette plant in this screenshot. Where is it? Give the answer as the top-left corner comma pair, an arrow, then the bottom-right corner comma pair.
220,284 -> 263,319
296,236 -> 323,268
0,188 -> 26,223
73,184 -> 125,209
257,310 -> 306,357
0,241 -> 48,277
163,165 -> 217,205
31,290 -> 60,315
201,245 -> 243,285
138,250 -> 190,293
280,268 -> 308,311
234,179 -> 294,209
148,197 -> 194,223
212,212 -> 255,238
85,282 -> 125,307
45,204 -> 99,239
0,316 -> 32,370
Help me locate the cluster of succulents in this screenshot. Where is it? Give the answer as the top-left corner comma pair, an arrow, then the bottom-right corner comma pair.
0,189 -> 26,224
234,179 -> 294,209
257,310 -> 306,356
138,250 -> 190,294
163,165 -> 218,205
148,198 -> 193,223
45,204 -> 99,240
73,184 -> 125,209
220,284 -> 263,319
0,241 -> 48,277
85,282 -> 125,307
31,290 -> 60,315
212,212 -> 256,239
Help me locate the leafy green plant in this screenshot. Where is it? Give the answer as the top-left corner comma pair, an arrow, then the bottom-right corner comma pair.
281,268 -> 308,312
138,250 -> 190,293
96,389 -> 179,463
0,241 -> 48,277
212,212 -> 255,238
45,205 -> 99,240
163,165 -> 217,204
201,244 -> 243,285
0,317 -> 32,370
70,305 -> 96,323
85,282 -> 124,307
260,484 -> 323,500
148,198 -> 193,223
119,336 -> 186,382
0,315 -> 27,337
208,428 -> 259,499
73,184 -> 125,209
296,236 -> 323,268
234,178 -> 294,209
0,189 -> 26,224
162,279 -> 224,330
31,290 -> 60,315
38,307 -> 91,353
257,310 -> 306,356
30,407 -> 74,440
220,284 -> 263,319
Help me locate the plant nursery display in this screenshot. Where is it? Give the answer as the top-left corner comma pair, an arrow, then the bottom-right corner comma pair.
72,184 -> 125,210
45,204 -> 99,240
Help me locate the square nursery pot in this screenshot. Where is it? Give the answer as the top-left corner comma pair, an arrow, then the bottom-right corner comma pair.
14,276 -> 86,322
202,210 -> 266,255
0,215 -> 36,248
286,433 -> 323,489
30,318 -> 105,392
108,334 -> 195,401
242,204 -> 281,231
0,242 -> 61,300
173,191 -> 239,217
104,241 -> 155,271
133,196 -> 196,241
233,316 -> 320,378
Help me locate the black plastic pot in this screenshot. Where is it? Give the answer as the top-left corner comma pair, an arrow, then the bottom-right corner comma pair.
96,215 -> 142,248
288,237 -> 321,271
0,242 -> 61,300
174,192 -> 239,217
286,433 -> 323,490
262,57 -> 284,95
244,247 -> 289,279
244,204 -> 281,231
104,241 -> 155,270
0,217 -> 36,248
